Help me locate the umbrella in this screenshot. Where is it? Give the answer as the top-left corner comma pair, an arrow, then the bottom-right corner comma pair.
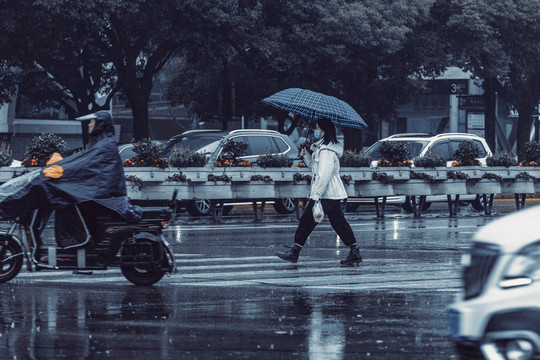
262,88 -> 368,129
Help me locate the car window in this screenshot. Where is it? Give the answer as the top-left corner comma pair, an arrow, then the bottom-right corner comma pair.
164,133 -> 224,155
245,135 -> 278,155
429,141 -> 451,160
272,136 -> 290,153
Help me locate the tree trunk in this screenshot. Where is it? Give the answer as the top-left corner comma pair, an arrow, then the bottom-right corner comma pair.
343,128 -> 364,153
516,104 -> 534,154
131,99 -> 150,140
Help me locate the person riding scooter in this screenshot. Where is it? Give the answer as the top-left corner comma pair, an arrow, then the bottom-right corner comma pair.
0,111 -> 142,246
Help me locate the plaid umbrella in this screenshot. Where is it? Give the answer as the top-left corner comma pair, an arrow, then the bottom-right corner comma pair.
262,88 -> 367,129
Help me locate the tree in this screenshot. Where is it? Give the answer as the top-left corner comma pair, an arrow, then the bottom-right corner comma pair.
0,0 -> 204,139
444,0 -> 540,153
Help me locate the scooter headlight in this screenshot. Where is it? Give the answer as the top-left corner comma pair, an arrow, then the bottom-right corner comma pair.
500,241 -> 540,289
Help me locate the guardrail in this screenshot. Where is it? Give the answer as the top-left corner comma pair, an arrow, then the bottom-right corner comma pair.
3,166 -> 539,221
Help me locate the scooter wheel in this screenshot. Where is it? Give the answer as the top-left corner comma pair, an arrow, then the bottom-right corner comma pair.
0,236 -> 23,283
121,265 -> 166,286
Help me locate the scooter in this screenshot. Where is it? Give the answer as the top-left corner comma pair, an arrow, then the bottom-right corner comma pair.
0,191 -> 177,286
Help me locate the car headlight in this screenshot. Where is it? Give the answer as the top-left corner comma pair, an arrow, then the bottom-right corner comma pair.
500,241 -> 540,289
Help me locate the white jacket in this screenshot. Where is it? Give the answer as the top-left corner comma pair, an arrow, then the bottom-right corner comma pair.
303,139 -> 347,201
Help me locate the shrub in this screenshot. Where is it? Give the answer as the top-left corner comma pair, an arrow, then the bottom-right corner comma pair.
518,141 -> 540,166
376,141 -> 412,167
0,143 -> 13,167
213,140 -> 252,167
257,153 -> 293,168
413,151 -> 446,167
486,152 -> 518,167
372,171 -> 394,185
124,138 -> 169,168
22,133 -> 69,167
452,141 -> 480,166
340,151 -> 371,167
169,146 -> 206,167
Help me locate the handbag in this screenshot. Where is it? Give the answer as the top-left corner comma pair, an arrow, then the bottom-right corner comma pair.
312,200 -> 324,223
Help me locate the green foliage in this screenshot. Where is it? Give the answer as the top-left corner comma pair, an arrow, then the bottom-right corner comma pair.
413,151 -> 446,167
208,174 -> 232,183
340,151 -> 371,167
0,143 -> 13,167
486,152 -> 518,167
166,173 -> 190,183
447,170 -> 469,180
341,174 -> 353,185
22,133 -> 69,167
293,173 -> 312,184
125,138 -> 169,168
515,172 -> 535,181
410,171 -> 436,184
377,142 -> 412,167
125,175 -> 143,190
257,153 -> 293,168
453,142 -> 480,166
518,141 -> 540,166
169,146 -> 206,168
250,175 -> 273,183
372,171 -> 394,185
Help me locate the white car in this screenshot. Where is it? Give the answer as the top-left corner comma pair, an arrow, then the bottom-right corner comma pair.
448,204 -> 540,360
347,133 -> 493,212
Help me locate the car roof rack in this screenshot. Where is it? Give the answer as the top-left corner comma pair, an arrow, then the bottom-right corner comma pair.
229,129 -> 280,134
432,132 -> 481,138
387,133 -> 433,138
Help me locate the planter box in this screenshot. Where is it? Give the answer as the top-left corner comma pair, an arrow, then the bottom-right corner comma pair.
411,167 -> 447,181
431,180 -> 467,196
259,168 -> 308,182
393,180 -> 432,196
234,182 -> 276,199
502,179 -> 535,194
276,183 -> 311,198
191,181 -> 233,199
466,179 -> 502,194
355,181 -> 394,197
127,183 -> 192,201
450,166 -> 483,179
484,166 -> 521,179
179,168 -> 214,183
340,167 -> 373,182
124,167 -> 172,182
372,167 -> 410,180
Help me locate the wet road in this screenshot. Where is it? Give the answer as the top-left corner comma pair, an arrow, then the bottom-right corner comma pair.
0,205 -> 513,359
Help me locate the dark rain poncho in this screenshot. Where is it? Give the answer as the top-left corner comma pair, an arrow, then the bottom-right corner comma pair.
0,111 -> 142,222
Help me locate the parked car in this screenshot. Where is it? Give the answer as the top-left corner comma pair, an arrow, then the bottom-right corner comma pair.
448,204 -> 540,360
347,132 -> 493,212
120,129 -> 300,216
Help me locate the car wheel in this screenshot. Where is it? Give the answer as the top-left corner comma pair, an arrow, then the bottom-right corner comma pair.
186,199 -> 212,216
402,196 -> 431,213
273,198 -> 297,214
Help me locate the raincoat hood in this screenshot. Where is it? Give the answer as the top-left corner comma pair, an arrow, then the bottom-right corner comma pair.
0,112 -> 141,222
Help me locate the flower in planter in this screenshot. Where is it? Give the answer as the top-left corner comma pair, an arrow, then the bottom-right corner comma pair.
486,152 -> 518,167
413,151 -> 446,168
518,141 -> 540,166
124,138 -> 168,168
213,141 -> 252,167
257,153 -> 293,168
169,146 -> 206,167
297,161 -> 306,167
376,141 -> 411,167
22,133 -> 69,167
340,151 -> 371,167
452,141 -> 480,166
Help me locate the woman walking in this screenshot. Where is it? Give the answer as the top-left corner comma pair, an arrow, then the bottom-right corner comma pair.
276,118 -> 362,266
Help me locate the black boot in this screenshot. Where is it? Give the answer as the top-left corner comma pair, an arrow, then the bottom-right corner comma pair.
340,246 -> 362,266
276,245 -> 302,263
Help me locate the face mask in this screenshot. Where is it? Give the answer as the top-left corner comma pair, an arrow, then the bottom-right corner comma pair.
313,129 -> 323,140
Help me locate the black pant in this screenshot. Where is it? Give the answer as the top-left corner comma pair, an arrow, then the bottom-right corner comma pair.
294,199 -> 356,247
